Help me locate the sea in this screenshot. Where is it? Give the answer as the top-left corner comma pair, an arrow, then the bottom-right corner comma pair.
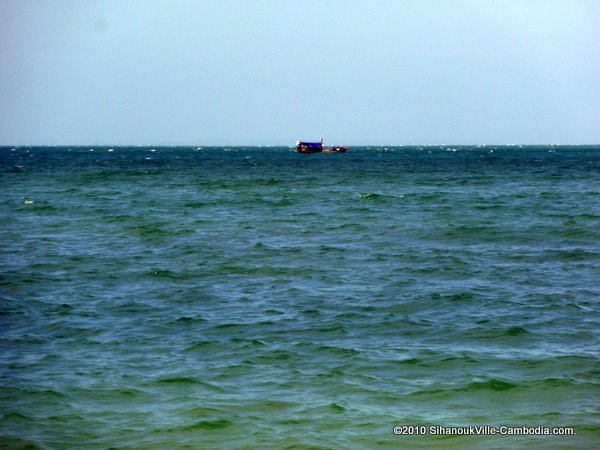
1,145 -> 599,449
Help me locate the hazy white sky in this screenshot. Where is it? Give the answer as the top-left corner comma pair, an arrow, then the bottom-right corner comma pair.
1,0 -> 599,145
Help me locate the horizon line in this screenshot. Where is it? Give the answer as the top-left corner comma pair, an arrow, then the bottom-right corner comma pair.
2,143 -> 600,148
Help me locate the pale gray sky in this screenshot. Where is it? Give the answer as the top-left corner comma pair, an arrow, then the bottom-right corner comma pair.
1,0 -> 599,145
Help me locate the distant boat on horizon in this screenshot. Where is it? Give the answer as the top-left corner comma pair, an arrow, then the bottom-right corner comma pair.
296,138 -> 348,154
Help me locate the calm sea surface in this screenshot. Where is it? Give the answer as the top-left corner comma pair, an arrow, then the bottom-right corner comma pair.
1,146 -> 599,449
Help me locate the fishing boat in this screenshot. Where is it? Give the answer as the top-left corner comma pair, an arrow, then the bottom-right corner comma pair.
296,138 -> 348,154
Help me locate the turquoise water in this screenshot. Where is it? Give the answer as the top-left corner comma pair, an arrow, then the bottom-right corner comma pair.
1,145 -> 600,449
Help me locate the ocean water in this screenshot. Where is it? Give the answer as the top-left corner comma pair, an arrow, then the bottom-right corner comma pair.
1,145 -> 599,449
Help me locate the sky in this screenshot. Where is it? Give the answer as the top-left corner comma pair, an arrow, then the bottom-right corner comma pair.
0,0 -> 599,145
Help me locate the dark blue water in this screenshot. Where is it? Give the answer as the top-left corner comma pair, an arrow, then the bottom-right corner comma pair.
1,145 -> 599,448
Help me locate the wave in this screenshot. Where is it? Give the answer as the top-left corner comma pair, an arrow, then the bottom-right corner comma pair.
170,316 -> 206,324
358,191 -> 446,202
150,377 -> 225,392
463,378 -> 519,391
407,376 -> 595,398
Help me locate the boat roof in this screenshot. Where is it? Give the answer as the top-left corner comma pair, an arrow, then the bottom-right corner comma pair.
297,141 -> 323,149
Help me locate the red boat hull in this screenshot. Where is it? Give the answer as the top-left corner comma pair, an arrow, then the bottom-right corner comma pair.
297,146 -> 348,153
297,147 -> 323,153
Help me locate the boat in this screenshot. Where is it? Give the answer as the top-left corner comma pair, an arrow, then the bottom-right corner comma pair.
296,138 -> 348,153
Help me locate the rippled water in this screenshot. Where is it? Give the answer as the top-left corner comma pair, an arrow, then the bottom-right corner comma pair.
1,146 -> 600,449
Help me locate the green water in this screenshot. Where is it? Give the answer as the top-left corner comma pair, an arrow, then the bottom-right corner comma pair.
1,146 -> 599,449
